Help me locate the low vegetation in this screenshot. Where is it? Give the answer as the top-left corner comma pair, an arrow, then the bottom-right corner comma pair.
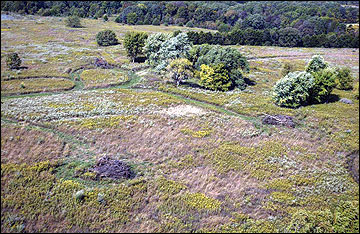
1,10 -> 358,233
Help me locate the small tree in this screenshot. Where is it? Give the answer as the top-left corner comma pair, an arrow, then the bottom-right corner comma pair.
199,64 -> 232,91
305,55 -> 328,73
96,30 -> 118,46
123,31 -> 148,62
167,58 -> 193,86
65,15 -> 82,28
6,53 -> 21,70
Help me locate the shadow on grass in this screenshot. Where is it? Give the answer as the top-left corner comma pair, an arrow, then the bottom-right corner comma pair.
134,56 -> 147,63
244,77 -> 256,86
324,94 -> 341,103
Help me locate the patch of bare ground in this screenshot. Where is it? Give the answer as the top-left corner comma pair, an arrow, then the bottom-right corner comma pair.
1,123 -> 67,164
157,104 -> 208,117
347,150 -> 359,183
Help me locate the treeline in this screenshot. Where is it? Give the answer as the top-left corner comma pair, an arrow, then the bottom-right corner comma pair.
1,1 -> 359,48
185,28 -> 359,48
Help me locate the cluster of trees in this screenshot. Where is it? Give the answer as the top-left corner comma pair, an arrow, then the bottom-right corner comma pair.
2,1 -> 359,48
273,55 -> 355,108
185,28 -> 359,48
141,31 -> 250,91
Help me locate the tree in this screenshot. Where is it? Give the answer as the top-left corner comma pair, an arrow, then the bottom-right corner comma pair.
144,32 -> 191,71
65,15 -> 82,28
6,53 -> 22,70
123,31 -> 148,62
96,30 -> 118,46
144,33 -> 171,66
195,45 -> 249,73
167,58 -> 193,86
278,27 -> 301,47
199,64 -> 232,91
273,71 -> 315,108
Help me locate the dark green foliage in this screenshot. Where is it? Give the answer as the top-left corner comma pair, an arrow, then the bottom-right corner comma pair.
6,52 -> 21,70
65,15 -> 82,28
335,67 -> 354,90
230,68 -> 247,90
96,30 -> 118,46
278,27 -> 302,47
187,44 -> 212,64
123,31 -> 148,62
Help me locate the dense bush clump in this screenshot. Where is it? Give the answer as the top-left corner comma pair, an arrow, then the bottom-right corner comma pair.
305,55 -> 328,73
273,71 -> 315,108
6,53 -> 21,70
191,45 -> 249,90
275,55 -> 356,107
96,30 -> 118,46
65,15 -> 82,28
199,64 -> 232,91
335,67 -> 354,90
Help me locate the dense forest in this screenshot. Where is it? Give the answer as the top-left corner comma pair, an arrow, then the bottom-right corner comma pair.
1,1 -> 359,48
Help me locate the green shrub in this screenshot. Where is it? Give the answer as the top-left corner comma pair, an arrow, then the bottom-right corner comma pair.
309,67 -> 337,103
335,67 -> 354,90
96,30 -> 118,46
199,63 -> 232,91
273,71 -> 315,108
6,53 -> 22,70
65,15 -> 82,28
305,55 -> 328,73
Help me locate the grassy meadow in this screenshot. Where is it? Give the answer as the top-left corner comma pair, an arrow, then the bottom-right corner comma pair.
1,13 -> 359,233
